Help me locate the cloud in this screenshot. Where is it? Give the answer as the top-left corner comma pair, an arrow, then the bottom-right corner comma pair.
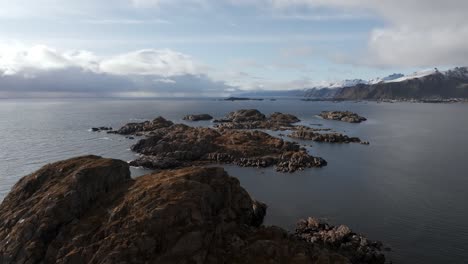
251,0 -> 468,67
0,44 -> 234,97
99,49 -> 201,77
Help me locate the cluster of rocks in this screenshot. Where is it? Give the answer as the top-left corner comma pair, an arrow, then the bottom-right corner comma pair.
214,109 -> 301,130
289,128 -> 363,144
296,217 -> 386,263
128,124 -> 327,172
319,111 -> 367,123
183,114 -> 213,121
0,156 -> 386,264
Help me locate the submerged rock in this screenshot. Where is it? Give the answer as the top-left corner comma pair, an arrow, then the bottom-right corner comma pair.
319,111 -> 367,123
0,156 -> 386,264
183,114 -> 213,121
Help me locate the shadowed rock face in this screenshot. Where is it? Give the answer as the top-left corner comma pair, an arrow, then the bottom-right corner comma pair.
0,156 -> 385,264
129,124 -> 326,172
319,111 -> 367,123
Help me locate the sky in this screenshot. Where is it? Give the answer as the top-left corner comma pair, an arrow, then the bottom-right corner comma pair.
0,0 -> 467,97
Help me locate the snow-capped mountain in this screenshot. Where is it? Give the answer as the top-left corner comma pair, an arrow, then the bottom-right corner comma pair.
369,73 -> 404,84
333,67 -> 468,100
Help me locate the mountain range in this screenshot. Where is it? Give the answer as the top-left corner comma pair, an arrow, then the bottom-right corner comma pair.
237,67 -> 468,100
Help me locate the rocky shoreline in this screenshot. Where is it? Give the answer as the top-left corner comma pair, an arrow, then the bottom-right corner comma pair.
0,156 -> 387,264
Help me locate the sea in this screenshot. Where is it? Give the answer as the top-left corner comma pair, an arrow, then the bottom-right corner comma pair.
1,98 -> 468,263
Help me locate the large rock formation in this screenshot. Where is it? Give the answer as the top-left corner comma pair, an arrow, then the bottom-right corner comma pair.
319,111 -> 367,123
214,109 -> 300,130
0,156 -> 386,264
129,124 -> 326,172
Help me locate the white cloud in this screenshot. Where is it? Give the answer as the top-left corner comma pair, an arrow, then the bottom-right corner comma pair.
99,49 -> 201,77
0,44 -> 233,97
0,45 -> 203,77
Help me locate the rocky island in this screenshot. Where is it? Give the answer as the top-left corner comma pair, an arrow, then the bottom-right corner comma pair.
289,128 -> 363,144
128,123 -> 326,172
108,116 -> 174,136
214,109 -> 300,130
319,111 -> 367,123
0,156 -> 386,264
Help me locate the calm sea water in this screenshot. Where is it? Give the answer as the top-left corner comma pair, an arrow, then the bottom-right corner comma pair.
1,98 -> 468,263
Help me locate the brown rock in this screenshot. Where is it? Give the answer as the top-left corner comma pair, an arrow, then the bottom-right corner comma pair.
130,125 -> 326,172
0,156 -> 384,263
214,109 -> 301,131
108,116 -> 174,135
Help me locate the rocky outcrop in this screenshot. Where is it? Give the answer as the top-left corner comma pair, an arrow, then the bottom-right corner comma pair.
289,129 -> 362,143
0,156 -> 386,264
183,114 -> 213,121
214,109 -> 300,130
108,116 -> 174,135
319,111 -> 367,123
269,112 -> 301,124
129,124 -> 326,172
216,109 -> 267,123
296,217 -> 386,263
